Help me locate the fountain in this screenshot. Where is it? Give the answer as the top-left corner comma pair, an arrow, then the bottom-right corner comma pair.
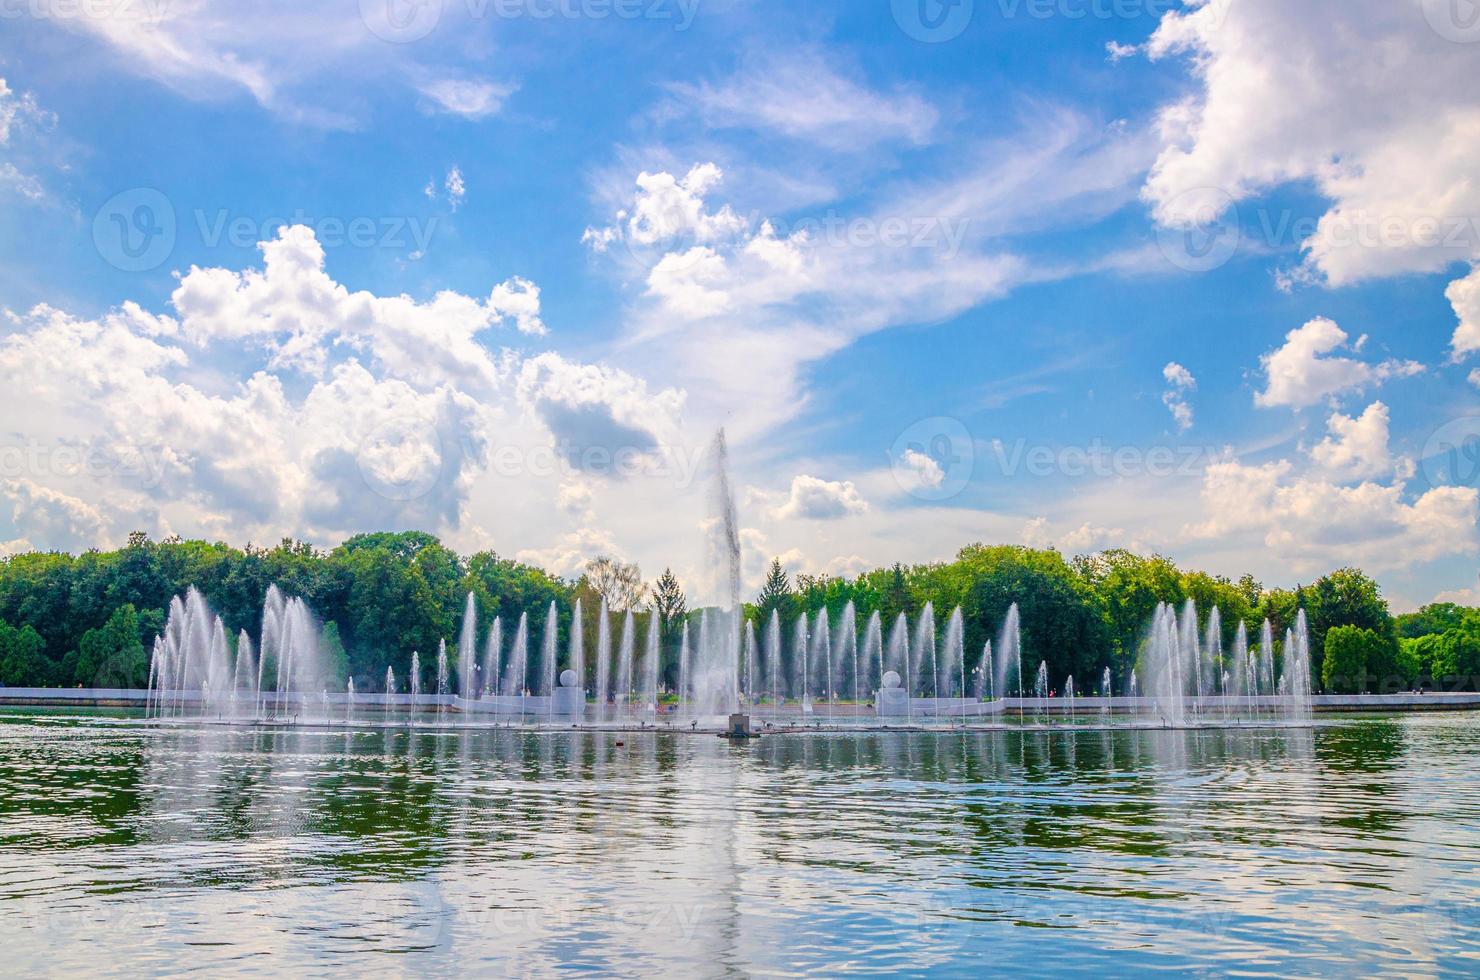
458,594 -> 477,699
1138,601 -> 1313,727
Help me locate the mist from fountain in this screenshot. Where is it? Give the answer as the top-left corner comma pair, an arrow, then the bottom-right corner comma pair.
595,599 -> 611,708
812,611 -> 832,715
503,614 -> 528,698
942,607 -> 964,698
995,604 -> 1023,724
484,617 -> 502,698
743,620 -> 757,704
617,610 -> 635,708
542,601 -> 559,700
793,612 -> 810,711
863,611 -> 883,701
912,602 -> 936,700
839,602 -> 858,701
643,610 -> 660,712
1141,601 -> 1313,727
886,613 -> 909,722
569,600 -> 584,699
458,593 -> 477,698
766,610 -> 782,720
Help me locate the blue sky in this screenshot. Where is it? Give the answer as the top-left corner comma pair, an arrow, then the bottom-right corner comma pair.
0,0 -> 1477,609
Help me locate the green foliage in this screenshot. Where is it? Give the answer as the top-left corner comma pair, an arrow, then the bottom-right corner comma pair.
1396,603 -> 1471,639
1305,568 -> 1394,685
651,568 -> 687,691
1430,629 -> 1480,688
755,559 -> 794,624
319,621 -> 349,688
0,620 -> 49,686
0,529 -> 1472,696
74,604 -> 148,689
1322,626 -> 1388,694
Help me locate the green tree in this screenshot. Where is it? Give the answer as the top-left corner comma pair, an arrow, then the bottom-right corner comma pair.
1430,629 -> 1480,690
1307,568 -> 1395,686
0,620 -> 49,686
755,559 -> 795,624
74,604 -> 149,689
1322,625 -> 1387,694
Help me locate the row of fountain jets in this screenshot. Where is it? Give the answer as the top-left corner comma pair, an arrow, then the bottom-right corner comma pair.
146,584 -> 1313,725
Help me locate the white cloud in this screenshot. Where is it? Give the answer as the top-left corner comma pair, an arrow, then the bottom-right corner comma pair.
0,226 -> 690,554
1,479 -> 109,551
515,526 -> 622,580
587,163 -> 747,251
645,246 -> 731,318
171,224 -> 513,385
822,555 -> 872,579
514,352 -> 685,472
15,3 -> 476,127
667,54 -> 937,149
445,166 -> 465,211
1469,369 -> 1480,391
1255,317 -> 1421,410
1185,459 -> 1477,575
1447,264 -> 1480,362
900,448 -> 945,491
1162,361 -> 1196,431
1141,0 -> 1480,286
0,77 -> 49,145
1309,401 -> 1403,481
770,475 -> 869,521
418,77 -> 515,119
487,277 -> 546,336
1021,517 -> 1126,553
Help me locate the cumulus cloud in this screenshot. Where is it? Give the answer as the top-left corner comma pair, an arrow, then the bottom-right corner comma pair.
1447,265 -> 1480,362
487,277 -> 546,336
770,475 -> 869,521
171,224 -> 515,384
515,352 -> 685,473
586,163 -> 747,252
899,448 -> 945,491
1141,0 -> 1480,286
1,479 -> 109,552
1255,317 -> 1421,410
1185,459 -> 1477,574
1309,401 -> 1406,482
1162,361 -> 1196,431
0,226 -> 684,553
515,526 -> 622,579
1022,517 -> 1125,554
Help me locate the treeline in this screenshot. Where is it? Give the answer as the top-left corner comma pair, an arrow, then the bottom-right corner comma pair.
0,531 -> 1475,694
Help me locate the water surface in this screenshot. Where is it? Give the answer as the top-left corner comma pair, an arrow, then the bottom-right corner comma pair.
2,712 -> 1478,976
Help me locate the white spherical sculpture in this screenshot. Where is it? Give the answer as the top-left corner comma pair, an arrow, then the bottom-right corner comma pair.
560,669 -> 578,688
882,670 -> 902,689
